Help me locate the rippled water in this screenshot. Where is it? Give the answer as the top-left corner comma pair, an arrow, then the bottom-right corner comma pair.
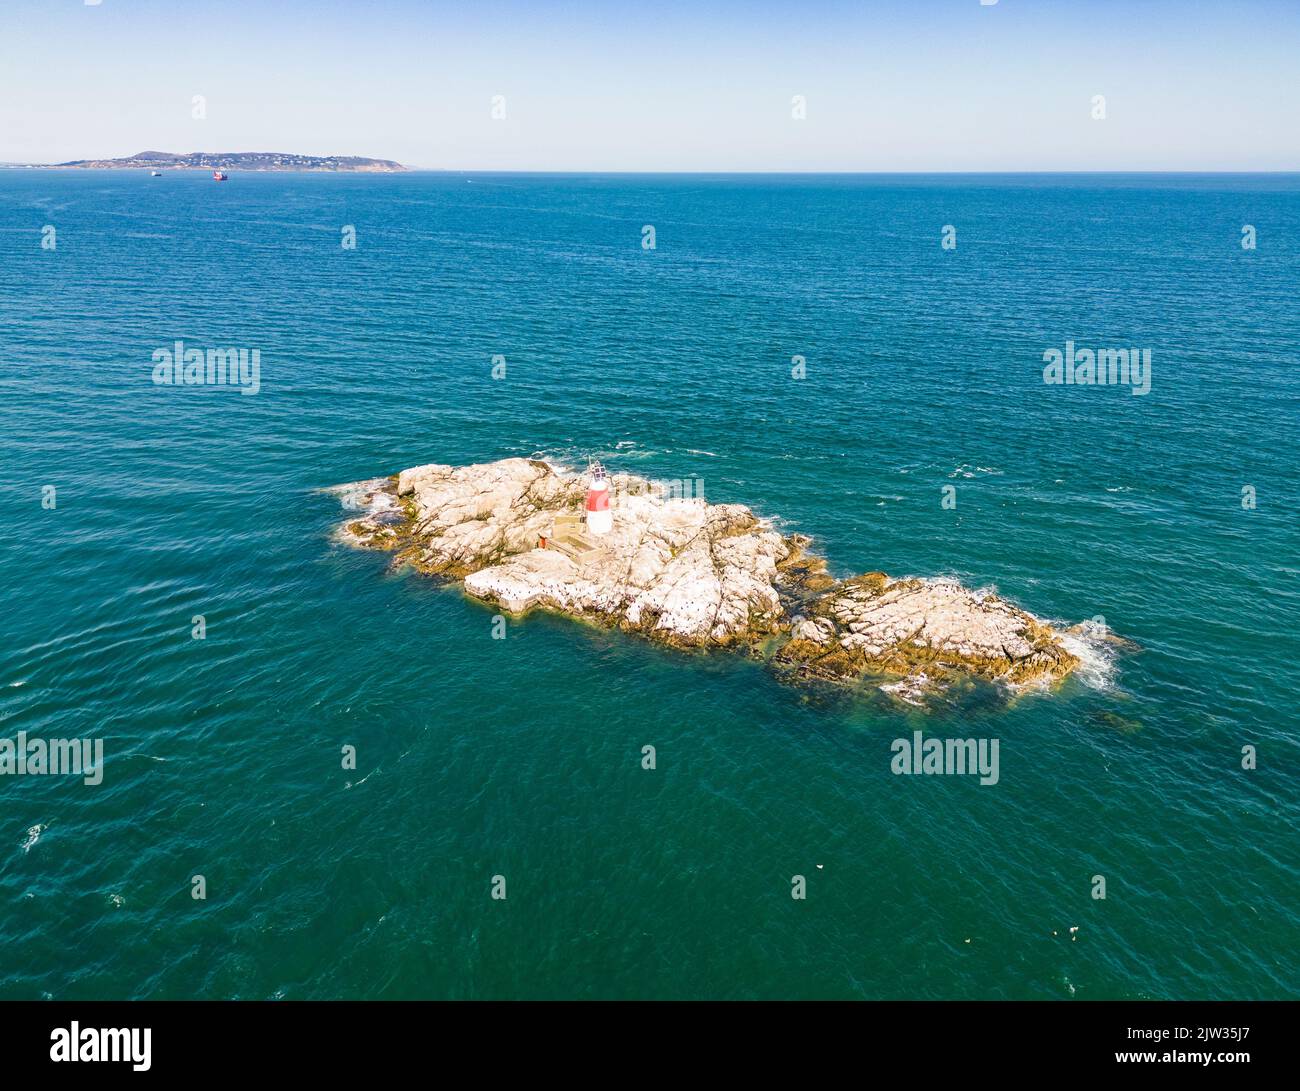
1,171 -> 1297,998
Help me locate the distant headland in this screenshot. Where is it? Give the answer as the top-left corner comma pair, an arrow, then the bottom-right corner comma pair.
30,150 -> 408,172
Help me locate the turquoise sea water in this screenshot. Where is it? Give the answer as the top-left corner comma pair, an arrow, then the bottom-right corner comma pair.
1,171 -> 1297,999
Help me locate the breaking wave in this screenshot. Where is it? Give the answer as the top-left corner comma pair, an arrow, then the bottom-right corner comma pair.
1057,631 -> 1119,691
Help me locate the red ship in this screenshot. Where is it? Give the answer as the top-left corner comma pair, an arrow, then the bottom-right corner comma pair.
213,170 -> 228,181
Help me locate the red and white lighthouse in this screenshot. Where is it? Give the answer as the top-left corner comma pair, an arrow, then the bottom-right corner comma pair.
585,460 -> 612,535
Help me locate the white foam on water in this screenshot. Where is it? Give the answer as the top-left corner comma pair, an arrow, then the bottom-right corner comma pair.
881,672 -> 931,706
603,447 -> 658,461
345,768 -> 377,790
948,463 -> 1004,479
1058,631 -> 1118,691
21,824 -> 46,853
329,479 -> 397,514
756,512 -> 802,533
527,449 -> 578,476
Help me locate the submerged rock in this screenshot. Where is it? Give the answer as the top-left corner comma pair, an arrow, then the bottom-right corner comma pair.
337,457 -> 1084,701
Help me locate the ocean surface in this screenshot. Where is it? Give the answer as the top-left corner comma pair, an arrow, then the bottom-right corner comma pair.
1,170 -> 1297,999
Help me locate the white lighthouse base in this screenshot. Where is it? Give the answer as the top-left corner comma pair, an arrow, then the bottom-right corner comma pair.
587,508 -> 613,535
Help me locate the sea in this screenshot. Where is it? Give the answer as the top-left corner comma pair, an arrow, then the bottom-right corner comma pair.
1,170 -> 1296,999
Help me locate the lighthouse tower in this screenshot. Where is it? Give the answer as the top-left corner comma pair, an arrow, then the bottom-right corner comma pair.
585,460 -> 613,535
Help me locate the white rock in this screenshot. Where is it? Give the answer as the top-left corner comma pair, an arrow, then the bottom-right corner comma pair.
394,459 -> 789,645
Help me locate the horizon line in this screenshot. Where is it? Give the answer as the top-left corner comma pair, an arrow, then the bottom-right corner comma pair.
5,165 -> 1299,176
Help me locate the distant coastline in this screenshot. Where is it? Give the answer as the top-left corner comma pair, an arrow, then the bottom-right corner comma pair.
15,150 -> 407,172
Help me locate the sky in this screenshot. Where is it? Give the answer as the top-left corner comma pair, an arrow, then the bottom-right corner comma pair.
2,0 -> 1298,171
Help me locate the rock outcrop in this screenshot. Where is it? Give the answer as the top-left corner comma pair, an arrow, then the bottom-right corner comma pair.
336,458 -> 1082,702
773,573 -> 1078,690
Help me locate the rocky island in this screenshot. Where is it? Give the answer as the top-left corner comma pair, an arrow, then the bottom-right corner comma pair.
336,458 -> 1090,704
43,150 -> 407,172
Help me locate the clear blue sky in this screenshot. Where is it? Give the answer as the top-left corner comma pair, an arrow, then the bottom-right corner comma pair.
3,0 -> 1297,170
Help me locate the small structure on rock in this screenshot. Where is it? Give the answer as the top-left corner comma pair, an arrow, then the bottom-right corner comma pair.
584,460 -> 613,536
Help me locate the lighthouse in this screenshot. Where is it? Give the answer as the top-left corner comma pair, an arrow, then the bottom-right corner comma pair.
585,460 -> 613,535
